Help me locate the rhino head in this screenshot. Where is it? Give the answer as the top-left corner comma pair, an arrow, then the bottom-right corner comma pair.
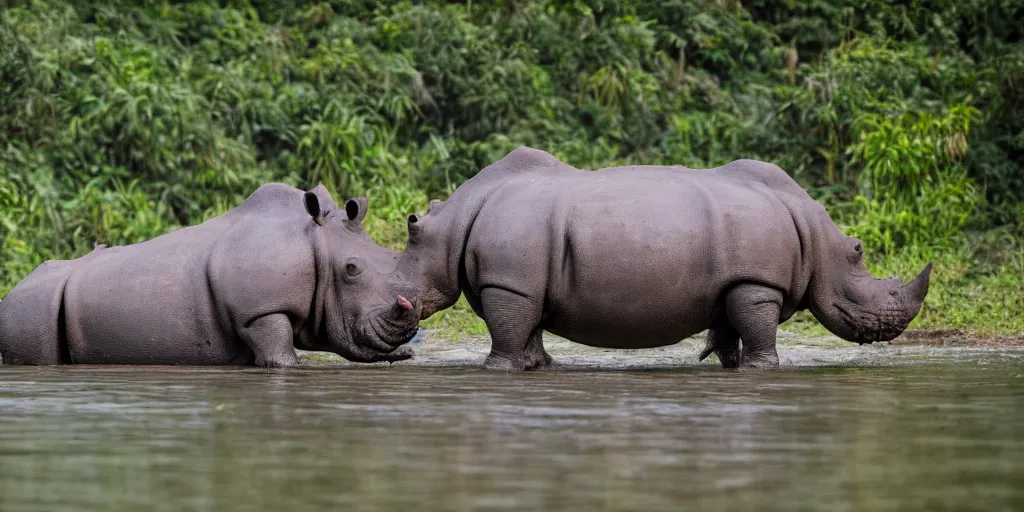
389,198 -> 464,321
299,189 -> 422,362
808,233 -> 932,344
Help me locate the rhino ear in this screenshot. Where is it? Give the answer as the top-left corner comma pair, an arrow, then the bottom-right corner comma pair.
311,183 -> 331,197
344,197 -> 368,224
304,191 -> 325,226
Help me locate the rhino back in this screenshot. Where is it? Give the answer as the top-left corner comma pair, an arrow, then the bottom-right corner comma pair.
62,186 -> 317,365
62,215 -> 243,364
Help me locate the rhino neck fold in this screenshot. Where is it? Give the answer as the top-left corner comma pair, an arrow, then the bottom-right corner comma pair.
777,194 -> 826,315
804,217 -> 858,314
423,210 -> 466,314
307,223 -> 335,341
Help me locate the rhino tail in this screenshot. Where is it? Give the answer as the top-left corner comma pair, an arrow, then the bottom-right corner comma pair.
698,342 -> 715,362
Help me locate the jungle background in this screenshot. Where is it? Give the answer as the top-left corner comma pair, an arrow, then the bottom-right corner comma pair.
1,0 -> 1021,337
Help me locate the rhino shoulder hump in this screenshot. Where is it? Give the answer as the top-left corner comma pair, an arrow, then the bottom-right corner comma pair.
249,182 -> 301,197
723,158 -> 788,178
242,183 -> 303,210
722,159 -> 805,193
495,146 -> 565,172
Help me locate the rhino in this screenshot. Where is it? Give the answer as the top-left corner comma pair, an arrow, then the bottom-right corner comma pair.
391,147 -> 932,370
0,183 -> 422,367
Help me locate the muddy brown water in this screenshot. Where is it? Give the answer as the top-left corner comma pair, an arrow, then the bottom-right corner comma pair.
1,333 -> 1023,511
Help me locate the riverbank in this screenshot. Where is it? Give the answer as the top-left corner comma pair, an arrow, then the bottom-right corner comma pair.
298,327 -> 1024,369
890,329 -> 1024,348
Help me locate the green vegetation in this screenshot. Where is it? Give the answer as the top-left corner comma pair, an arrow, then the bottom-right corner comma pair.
2,0 -> 1022,337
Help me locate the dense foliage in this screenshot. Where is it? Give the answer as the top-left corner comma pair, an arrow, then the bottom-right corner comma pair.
2,0 -> 1022,334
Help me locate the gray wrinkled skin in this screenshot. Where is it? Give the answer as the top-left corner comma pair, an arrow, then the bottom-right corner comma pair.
394,147 -> 932,370
0,184 -> 421,367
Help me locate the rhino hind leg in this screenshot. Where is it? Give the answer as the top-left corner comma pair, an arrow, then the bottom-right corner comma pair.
479,287 -> 543,371
725,284 -> 783,369
700,323 -> 742,369
0,260 -> 78,365
523,328 -> 554,371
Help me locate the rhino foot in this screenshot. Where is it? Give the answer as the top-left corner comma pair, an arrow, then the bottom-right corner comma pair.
255,351 -> 299,369
717,350 -> 742,369
523,333 -> 554,371
483,353 -> 523,371
738,353 -> 780,369
524,356 -> 556,371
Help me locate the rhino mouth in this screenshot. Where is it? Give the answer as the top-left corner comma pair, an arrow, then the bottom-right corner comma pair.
396,327 -> 421,345
325,325 -> 416,364
364,325 -> 421,350
358,307 -> 421,353
835,303 -> 906,344
298,304 -> 414,363
338,338 -> 416,364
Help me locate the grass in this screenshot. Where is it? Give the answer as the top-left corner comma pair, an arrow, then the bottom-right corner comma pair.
420,297 -> 489,340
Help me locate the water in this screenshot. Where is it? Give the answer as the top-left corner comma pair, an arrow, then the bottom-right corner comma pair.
1,354 -> 1023,511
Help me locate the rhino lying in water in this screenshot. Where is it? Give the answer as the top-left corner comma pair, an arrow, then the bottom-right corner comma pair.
392,147 -> 932,370
0,184 -> 422,367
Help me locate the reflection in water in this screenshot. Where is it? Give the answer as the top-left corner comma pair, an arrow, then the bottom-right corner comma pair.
1,360 -> 1023,511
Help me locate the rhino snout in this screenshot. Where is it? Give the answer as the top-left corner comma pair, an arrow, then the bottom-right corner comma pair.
391,295 -> 424,325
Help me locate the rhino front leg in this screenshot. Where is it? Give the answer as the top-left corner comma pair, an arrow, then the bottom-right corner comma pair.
725,284 -> 783,369
240,314 -> 299,368
480,287 -> 542,371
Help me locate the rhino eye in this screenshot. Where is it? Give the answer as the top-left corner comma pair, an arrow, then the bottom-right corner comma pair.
344,259 -> 363,277
847,242 -> 864,264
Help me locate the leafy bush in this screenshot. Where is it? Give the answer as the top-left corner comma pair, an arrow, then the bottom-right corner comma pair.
1,0 -> 1021,334
842,104 -> 982,253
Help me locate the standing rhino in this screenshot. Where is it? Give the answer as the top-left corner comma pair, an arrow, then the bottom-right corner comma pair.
0,184 -> 422,367
393,147 -> 932,370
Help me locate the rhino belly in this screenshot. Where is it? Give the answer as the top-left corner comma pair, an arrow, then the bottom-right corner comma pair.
63,250 -> 249,365
544,278 -> 718,349
543,221 -> 722,349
